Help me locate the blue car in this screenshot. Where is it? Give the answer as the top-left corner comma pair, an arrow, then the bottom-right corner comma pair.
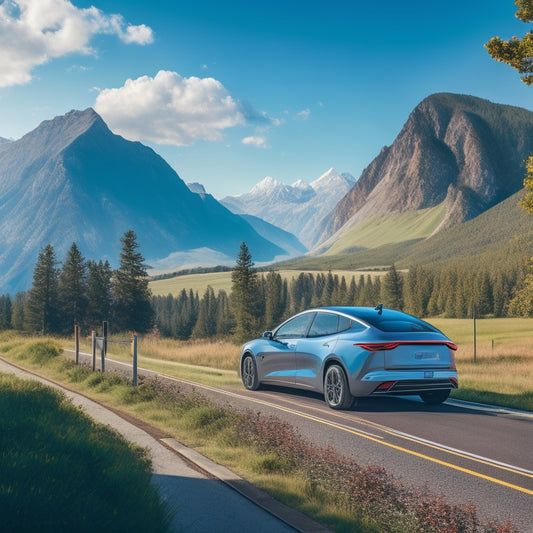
240,306 -> 458,410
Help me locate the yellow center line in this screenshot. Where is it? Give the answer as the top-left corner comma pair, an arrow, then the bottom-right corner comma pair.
77,353 -> 533,496
241,394 -> 533,496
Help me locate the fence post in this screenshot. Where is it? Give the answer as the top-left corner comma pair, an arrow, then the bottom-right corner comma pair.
102,321 -> 108,356
92,331 -> 96,371
100,335 -> 105,373
473,304 -> 477,364
132,334 -> 138,387
75,324 -> 79,365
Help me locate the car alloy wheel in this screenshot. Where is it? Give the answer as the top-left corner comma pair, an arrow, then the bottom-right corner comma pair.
242,354 -> 260,390
324,364 -> 353,410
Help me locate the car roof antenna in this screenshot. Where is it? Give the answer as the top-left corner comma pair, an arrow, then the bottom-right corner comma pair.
374,304 -> 383,315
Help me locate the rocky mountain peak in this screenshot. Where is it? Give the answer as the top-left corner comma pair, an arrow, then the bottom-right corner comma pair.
317,93 -> 533,246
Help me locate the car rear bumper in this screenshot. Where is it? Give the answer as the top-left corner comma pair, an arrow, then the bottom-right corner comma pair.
352,369 -> 458,396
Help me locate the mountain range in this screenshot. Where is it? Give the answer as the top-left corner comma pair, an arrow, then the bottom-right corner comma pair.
221,169 -> 355,248
0,109 -> 288,293
1,92 -> 532,294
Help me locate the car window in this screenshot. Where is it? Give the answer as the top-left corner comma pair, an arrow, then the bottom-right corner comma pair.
338,315 -> 354,332
308,312 -> 339,337
275,313 -> 315,339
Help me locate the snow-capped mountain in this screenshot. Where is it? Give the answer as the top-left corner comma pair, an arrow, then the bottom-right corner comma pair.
221,168 -> 356,248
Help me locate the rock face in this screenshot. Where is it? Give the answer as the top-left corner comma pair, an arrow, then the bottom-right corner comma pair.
318,93 -> 533,246
0,109 -> 283,293
221,168 -> 355,248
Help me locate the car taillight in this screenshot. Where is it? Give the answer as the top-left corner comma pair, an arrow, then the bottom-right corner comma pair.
356,342 -> 400,352
355,340 -> 458,352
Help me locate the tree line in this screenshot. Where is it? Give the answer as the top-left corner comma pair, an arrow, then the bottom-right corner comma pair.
0,230 -> 152,335
1,240 -> 532,341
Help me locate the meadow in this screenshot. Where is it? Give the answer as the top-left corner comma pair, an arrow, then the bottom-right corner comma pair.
149,268 -> 388,296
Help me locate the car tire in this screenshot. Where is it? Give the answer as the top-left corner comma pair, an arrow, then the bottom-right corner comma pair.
324,364 -> 354,410
420,390 -> 450,404
242,354 -> 260,390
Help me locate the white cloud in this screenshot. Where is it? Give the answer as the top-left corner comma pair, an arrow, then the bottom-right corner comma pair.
0,0 -> 153,88
94,70 -> 247,146
297,108 -> 311,120
241,136 -> 267,148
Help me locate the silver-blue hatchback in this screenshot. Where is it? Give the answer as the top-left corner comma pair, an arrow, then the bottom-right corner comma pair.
240,306 -> 458,410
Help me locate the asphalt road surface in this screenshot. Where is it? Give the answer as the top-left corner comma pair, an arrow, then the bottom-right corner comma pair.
68,350 -> 533,532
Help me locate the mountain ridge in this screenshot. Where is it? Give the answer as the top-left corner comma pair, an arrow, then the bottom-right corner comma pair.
0,109 -> 284,293
317,93 -> 533,249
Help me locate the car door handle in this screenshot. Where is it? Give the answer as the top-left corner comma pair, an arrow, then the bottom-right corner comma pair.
288,344 -> 296,350
323,342 -> 330,347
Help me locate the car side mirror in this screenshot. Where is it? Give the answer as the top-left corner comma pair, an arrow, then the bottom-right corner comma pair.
262,331 -> 273,340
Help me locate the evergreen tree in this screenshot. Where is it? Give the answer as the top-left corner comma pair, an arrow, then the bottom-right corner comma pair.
347,276 -> 357,305
58,243 -> 88,333
86,260 -> 113,330
215,289 -> 233,335
231,242 -> 261,342
264,271 -> 284,329
11,292 -> 26,330
25,244 -> 60,334
192,286 -> 217,338
509,257 -> 533,316
381,265 -> 403,310
113,230 -> 153,332
0,294 -> 12,330
485,2 -> 533,213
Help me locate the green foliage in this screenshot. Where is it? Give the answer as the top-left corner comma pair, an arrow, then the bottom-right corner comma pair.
231,242 -> 262,342
521,155 -> 533,214
58,242 -> 88,334
381,264 -> 404,310
485,0 -> 533,85
0,374 -> 169,533
113,230 -> 154,333
86,259 -> 113,330
27,340 -> 61,365
0,294 -> 12,330
508,256 -> 533,316
485,2 -> 533,214
25,244 -> 60,334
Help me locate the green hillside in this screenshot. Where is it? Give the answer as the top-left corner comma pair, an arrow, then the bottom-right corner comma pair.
318,203 -> 447,256
279,189 -> 533,271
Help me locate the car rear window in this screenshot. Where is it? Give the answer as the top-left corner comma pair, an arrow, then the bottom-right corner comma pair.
362,316 -> 438,333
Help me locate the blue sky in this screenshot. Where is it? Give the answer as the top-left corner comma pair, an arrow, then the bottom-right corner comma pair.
0,0 -> 531,198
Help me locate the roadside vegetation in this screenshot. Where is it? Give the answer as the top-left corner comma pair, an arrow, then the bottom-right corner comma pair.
0,342 -> 170,533
72,317 -> 533,412
0,335 -> 520,533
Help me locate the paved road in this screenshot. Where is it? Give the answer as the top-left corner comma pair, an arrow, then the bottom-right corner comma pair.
0,358 -> 329,533
71,351 -> 533,532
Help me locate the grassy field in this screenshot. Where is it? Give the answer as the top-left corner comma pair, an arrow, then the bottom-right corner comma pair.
149,269 -> 389,296
430,318 -> 533,410
0,352 -> 170,532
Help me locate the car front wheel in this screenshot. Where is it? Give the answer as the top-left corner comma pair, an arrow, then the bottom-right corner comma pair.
324,364 -> 354,410
242,354 -> 260,390
420,390 -> 450,404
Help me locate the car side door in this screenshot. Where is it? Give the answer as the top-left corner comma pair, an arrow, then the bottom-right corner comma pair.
259,312 -> 315,385
295,311 -> 340,390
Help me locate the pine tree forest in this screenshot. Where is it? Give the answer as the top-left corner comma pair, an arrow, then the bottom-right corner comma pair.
1,240 -> 532,339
